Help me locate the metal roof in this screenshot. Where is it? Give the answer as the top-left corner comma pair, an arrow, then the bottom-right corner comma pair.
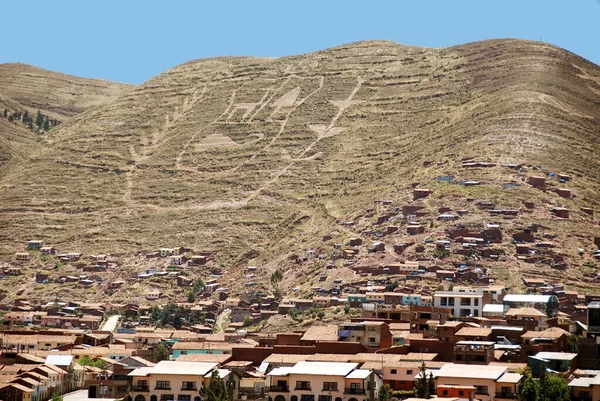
45,355 -> 73,366
503,294 -> 556,303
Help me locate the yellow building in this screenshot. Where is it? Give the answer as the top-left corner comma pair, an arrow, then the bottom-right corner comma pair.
129,361 -> 238,401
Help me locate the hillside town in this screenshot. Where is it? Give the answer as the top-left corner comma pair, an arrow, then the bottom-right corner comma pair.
0,160 -> 599,401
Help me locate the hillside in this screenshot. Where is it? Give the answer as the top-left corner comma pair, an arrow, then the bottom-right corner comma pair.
0,63 -> 134,182
0,39 -> 599,305
0,63 -> 133,119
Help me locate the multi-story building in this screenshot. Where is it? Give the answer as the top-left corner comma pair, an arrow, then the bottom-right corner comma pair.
338,322 -> 392,350
453,285 -> 506,302
129,361 -> 238,401
432,363 -> 523,401
433,291 -> 486,318
266,361 -> 381,401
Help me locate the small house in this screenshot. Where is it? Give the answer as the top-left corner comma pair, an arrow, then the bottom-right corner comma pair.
109,280 -> 125,289
554,188 -> 571,198
527,176 -> 546,188
6,267 -> 22,276
27,240 -> 44,250
177,276 -> 193,287
146,291 -> 162,300
347,238 -> 362,246
14,252 -> 32,261
413,188 -> 432,200
406,224 -> 425,235
40,246 -> 56,255
551,207 -> 569,219
170,255 -> 187,265
188,255 -> 207,266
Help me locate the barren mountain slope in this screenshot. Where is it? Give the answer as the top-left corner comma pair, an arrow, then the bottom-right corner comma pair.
0,63 -> 133,119
0,63 -> 134,181
0,39 -> 599,303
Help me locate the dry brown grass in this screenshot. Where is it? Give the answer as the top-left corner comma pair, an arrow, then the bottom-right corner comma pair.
0,39 -> 599,304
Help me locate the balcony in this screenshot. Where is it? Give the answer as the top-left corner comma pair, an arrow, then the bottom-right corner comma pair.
322,388 -> 338,392
132,385 -> 149,392
266,385 -> 289,393
494,392 -> 517,400
295,386 -> 312,391
155,386 -> 171,391
180,386 -> 197,391
345,388 -> 366,395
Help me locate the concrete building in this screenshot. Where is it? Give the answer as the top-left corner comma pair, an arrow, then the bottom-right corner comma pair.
266,361 -> 382,401
433,292 -> 485,318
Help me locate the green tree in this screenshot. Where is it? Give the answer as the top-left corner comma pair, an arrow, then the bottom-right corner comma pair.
386,280 -> 399,292
78,356 -> 109,369
520,375 -> 539,401
187,290 -> 195,303
428,371 -> 435,396
43,116 -> 50,131
153,343 -> 170,362
52,393 -> 64,401
271,269 -> 283,283
243,315 -> 252,327
36,110 -> 44,128
541,375 -> 569,401
415,361 -> 430,398
22,110 -> 29,123
3,109 -> 7,118
378,383 -> 391,401
344,302 -> 351,314
200,370 -> 231,401
193,278 -> 205,293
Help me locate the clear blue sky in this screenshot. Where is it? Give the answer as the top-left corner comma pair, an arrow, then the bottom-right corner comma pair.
1,0 -> 598,84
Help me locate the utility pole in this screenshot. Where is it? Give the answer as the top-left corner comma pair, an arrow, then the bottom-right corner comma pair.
368,369 -> 375,401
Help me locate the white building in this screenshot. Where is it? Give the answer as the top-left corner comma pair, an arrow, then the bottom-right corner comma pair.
433,291 -> 484,318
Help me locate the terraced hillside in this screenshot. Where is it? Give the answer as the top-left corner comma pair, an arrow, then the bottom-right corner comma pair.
0,63 -> 134,180
0,39 -> 599,304
0,63 -> 133,119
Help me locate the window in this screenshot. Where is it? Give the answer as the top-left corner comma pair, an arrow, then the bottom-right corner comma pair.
390,369 -> 397,374
296,381 -> 311,390
442,390 -> 448,396
460,309 -> 470,317
300,396 -> 315,401
323,382 -> 337,391
368,326 -> 376,332
156,381 -> 171,390
177,396 -> 191,401
440,297 -> 447,306
406,370 -> 413,375
368,337 -> 376,343
459,391 -> 464,396
460,298 -> 471,306
318,396 -> 331,401
474,386 -> 488,395
474,298 -> 479,306
160,395 -> 173,401
181,382 -> 196,391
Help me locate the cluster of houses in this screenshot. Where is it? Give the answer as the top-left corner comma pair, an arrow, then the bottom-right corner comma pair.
0,291 -> 599,401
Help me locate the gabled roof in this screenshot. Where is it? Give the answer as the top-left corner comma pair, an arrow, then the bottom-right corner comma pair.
455,327 -> 492,337
521,327 -> 569,340
435,363 -> 507,380
300,325 -> 339,342
505,307 -> 545,318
